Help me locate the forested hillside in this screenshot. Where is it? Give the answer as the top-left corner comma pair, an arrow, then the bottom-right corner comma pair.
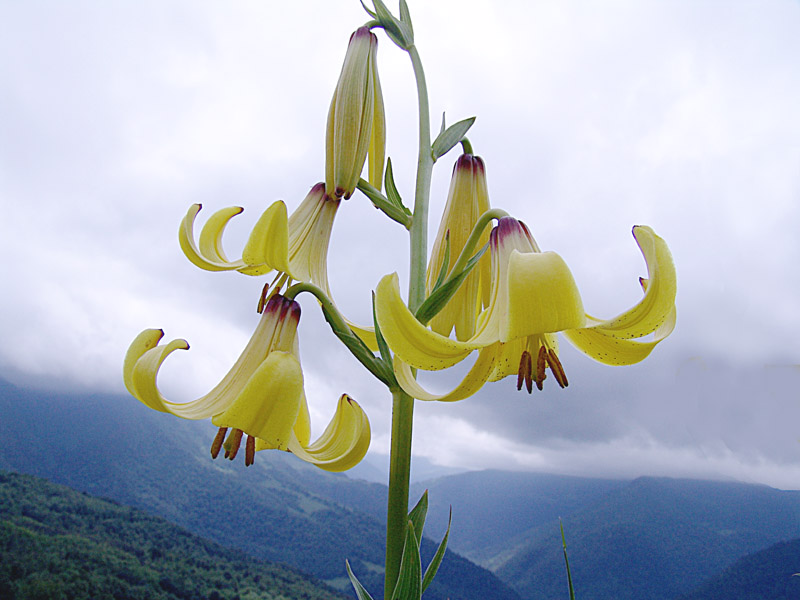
0,470 -> 346,600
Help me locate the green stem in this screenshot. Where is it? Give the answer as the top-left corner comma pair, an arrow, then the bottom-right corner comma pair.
384,42 -> 432,599
384,388 -> 414,598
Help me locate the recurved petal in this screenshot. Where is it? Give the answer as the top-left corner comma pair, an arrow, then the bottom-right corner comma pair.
502,250 -> 586,342
584,226 -> 676,339
240,201 -> 293,277
394,345 -> 498,402
375,273 -> 475,371
179,204 -> 246,271
286,394 -> 371,472
212,351 -> 303,450
563,305 -> 676,365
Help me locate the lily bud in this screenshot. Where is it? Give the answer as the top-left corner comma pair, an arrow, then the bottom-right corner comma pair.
325,26 -> 386,200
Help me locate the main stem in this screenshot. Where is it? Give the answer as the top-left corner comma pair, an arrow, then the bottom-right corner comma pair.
384,43 -> 432,599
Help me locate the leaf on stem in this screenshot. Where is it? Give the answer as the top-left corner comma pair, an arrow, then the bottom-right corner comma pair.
346,559 -> 376,600
431,117 -> 476,161
422,507 -> 451,592
407,490 -> 429,542
416,243 -> 488,325
390,521 -> 422,600
561,519 -> 576,600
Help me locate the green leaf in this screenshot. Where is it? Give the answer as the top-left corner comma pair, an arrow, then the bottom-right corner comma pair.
399,0 -> 413,37
346,559 -> 376,600
357,178 -> 411,228
416,243 -> 488,325
390,521 -> 422,600
422,507 -> 451,592
384,158 -> 410,216
407,490 -> 428,543
431,231 -> 451,291
372,0 -> 413,49
439,112 -> 446,136
359,0 -> 377,18
321,302 -> 395,387
561,520 -> 576,600
431,117 -> 476,161
372,291 -> 394,370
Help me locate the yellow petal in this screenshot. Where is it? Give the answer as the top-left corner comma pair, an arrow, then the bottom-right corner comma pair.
179,204 -> 245,271
502,250 -> 586,342
286,394 -> 371,472
375,273 -> 475,371
240,201 -> 292,276
293,391 -> 312,448
563,305 -> 676,365
586,226 -> 677,338
212,351 -> 303,450
394,345 -> 499,402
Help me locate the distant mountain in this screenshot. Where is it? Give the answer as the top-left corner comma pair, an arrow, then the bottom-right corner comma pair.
412,469 -> 627,564
676,537 -> 800,600
0,469 -> 346,600
0,379 -> 521,600
493,476 -> 800,600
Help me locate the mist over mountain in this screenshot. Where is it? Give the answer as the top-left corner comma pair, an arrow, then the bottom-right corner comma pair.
3,377 -> 800,600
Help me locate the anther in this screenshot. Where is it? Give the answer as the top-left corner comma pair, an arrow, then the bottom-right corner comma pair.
535,345 -> 548,391
546,349 -> 569,388
210,426 -> 228,459
517,350 -> 533,394
257,283 -> 270,314
224,428 -> 244,460
245,435 -> 256,467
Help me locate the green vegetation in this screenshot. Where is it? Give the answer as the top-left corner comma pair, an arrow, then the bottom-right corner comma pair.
678,538 -> 800,600
0,470 -> 347,600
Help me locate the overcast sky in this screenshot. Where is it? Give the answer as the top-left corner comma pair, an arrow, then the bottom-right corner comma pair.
2,1 -> 799,489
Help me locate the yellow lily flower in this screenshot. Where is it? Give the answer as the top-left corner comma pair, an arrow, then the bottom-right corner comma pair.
326,26 -> 386,200
375,217 -> 676,401
179,182 -> 379,348
123,294 -> 371,472
426,154 -> 492,341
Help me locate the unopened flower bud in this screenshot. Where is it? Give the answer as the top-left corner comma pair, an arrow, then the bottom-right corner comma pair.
325,27 -> 386,200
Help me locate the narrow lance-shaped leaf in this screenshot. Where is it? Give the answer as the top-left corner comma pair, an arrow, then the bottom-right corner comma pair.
346,559 -> 376,600
390,521 -> 422,600
431,231 -> 451,291
384,158 -> 410,216
422,507 -> 451,592
407,490 -> 428,542
357,178 -> 411,228
561,520 -> 576,600
399,0 -> 413,37
416,243 -> 488,325
372,0 -> 413,49
321,302 -> 395,387
372,291 -> 395,373
431,117 -> 476,161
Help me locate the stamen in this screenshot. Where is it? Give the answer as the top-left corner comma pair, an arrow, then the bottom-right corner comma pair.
535,345 -> 548,391
546,348 -> 569,388
257,283 -> 270,314
210,426 -> 228,459
224,429 -> 244,460
517,350 -> 532,393
245,435 -> 256,467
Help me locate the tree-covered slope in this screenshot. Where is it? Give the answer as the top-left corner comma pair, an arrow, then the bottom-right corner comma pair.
676,537 -> 800,600
0,470 -> 347,600
0,379 -> 521,600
